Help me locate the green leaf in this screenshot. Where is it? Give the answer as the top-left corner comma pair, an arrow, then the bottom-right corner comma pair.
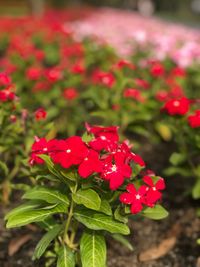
39,155 -> 67,183
80,231 -> 106,267
72,189 -> 101,211
155,122 -> 172,141
74,208 -> 130,235
5,201 -> 40,220
6,203 -> 66,228
169,153 -> 186,166
112,234 -> 134,251
60,170 -> 77,182
192,179 -> 200,199
114,207 -> 128,223
142,205 -> 168,220
33,224 -> 63,260
57,245 -> 75,267
82,132 -> 94,143
23,186 -> 69,207
99,200 -> 112,216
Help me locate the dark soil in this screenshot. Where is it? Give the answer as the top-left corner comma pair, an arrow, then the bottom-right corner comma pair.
0,143 -> 200,267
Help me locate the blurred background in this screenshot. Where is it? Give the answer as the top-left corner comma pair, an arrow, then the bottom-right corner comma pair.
0,0 -> 200,26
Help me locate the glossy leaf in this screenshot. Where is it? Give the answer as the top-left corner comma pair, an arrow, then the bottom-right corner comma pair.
142,205 -> 168,220
6,203 -> 66,228
23,186 -> 69,207
80,231 -> 106,267
74,208 -> 130,235
57,245 -> 75,267
72,189 -> 101,211
33,224 -> 63,260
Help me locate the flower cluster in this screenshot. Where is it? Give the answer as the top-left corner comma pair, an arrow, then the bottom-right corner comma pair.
30,124 -> 165,214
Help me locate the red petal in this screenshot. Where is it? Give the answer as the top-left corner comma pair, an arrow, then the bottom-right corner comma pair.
143,175 -> 154,187
130,201 -> 143,214
119,193 -> 133,204
126,184 -> 137,194
156,178 -> 165,190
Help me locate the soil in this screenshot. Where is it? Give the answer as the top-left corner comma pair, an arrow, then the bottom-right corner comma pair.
0,143 -> 200,267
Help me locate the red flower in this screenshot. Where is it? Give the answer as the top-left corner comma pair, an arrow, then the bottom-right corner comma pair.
78,149 -> 102,178
0,88 -> 16,102
0,72 -> 11,86
46,68 -> 62,83
35,108 -> 47,121
171,67 -> 186,78
101,152 -> 132,190
114,60 -> 135,70
117,141 -> 145,167
63,88 -> 79,100
135,78 -> 150,90
120,184 -> 147,214
86,123 -> 119,152
150,63 -> 165,77
143,176 -> 165,206
163,97 -> 190,115
71,62 -> 85,74
92,70 -> 115,88
123,88 -> 145,102
51,136 -> 89,169
26,67 -> 42,81
30,137 -> 49,165
155,90 -> 169,102
188,110 -> 200,128
130,153 -> 145,167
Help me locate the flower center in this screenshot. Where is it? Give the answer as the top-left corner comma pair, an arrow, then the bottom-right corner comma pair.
111,164 -> 117,172
173,101 -> 180,107
135,194 -> 141,200
84,157 -> 88,161
66,149 -> 71,153
152,187 -> 156,191
102,77 -> 109,84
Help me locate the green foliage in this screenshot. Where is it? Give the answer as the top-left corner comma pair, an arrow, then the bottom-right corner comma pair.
80,231 -> 106,267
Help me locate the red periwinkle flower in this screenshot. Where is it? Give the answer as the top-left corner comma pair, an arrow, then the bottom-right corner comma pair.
63,88 -> 79,100
120,184 -> 147,214
0,89 -> 15,102
92,70 -> 115,88
78,149 -> 102,178
71,62 -> 85,74
143,176 -> 165,207
46,68 -> 62,83
51,137 -> 89,169
155,90 -> 168,102
0,72 -> 11,86
30,137 -> 50,165
26,67 -> 42,81
123,88 -> 145,102
35,108 -> 47,121
101,152 -> 132,190
114,59 -> 135,70
86,123 -> 119,152
188,110 -> 200,128
163,97 -> 190,115
150,63 -> 165,77
135,78 -> 150,90
171,67 -> 186,77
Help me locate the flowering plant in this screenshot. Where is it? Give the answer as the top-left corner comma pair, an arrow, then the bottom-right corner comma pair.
0,73 -> 51,204
5,124 -> 167,266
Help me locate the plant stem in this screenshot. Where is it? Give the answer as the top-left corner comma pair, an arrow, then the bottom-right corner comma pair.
63,180 -> 78,249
